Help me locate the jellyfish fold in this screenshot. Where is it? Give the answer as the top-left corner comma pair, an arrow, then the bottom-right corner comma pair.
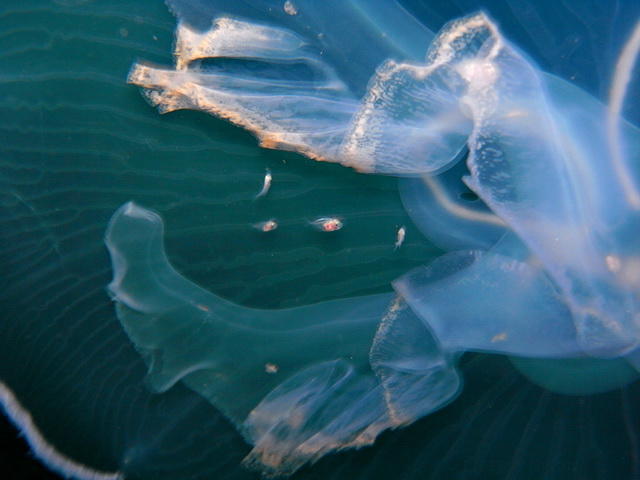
105,202 -> 461,476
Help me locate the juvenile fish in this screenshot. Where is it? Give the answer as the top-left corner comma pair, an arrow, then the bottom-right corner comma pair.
255,168 -> 272,199
394,225 -> 406,250
310,217 -> 343,232
253,219 -> 278,232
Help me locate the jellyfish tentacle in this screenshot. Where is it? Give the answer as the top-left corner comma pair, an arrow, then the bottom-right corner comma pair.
607,18 -> 640,209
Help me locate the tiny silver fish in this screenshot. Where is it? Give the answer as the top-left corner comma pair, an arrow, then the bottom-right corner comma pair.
253,219 -> 278,232
255,168 -> 272,199
394,225 -> 406,250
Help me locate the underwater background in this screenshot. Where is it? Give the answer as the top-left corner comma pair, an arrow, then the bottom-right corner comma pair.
1,1 -> 639,479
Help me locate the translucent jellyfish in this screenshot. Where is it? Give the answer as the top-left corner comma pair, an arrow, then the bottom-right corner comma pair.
2,1 -> 640,480
111,1 -> 640,476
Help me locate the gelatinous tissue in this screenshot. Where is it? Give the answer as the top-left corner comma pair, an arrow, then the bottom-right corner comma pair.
103,0 -> 640,476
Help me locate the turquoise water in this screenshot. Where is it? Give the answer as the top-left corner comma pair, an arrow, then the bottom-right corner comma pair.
1,1 -> 639,479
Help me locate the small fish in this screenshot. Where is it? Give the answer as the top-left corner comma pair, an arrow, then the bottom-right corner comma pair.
253,219 -> 278,232
264,362 -> 279,374
255,168 -> 272,199
394,225 -> 406,250
283,0 -> 298,15
310,217 -> 343,232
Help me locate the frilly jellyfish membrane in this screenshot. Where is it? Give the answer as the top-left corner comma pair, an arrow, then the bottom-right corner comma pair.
3,0 -> 640,479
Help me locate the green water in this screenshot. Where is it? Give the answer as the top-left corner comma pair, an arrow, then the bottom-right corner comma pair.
1,2 -> 638,480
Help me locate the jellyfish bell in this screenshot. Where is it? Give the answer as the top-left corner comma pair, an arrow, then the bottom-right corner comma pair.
4,1 -> 640,479
508,356 -> 640,396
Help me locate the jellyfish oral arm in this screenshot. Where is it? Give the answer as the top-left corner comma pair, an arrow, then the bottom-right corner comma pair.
105,202 -> 460,476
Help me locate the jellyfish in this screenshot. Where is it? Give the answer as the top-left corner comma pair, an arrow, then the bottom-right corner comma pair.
103,0 -> 640,476
2,1 -> 640,480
